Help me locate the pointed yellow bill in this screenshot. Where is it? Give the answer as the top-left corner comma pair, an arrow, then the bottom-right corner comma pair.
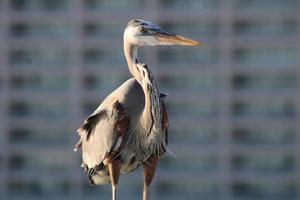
154,33 -> 201,46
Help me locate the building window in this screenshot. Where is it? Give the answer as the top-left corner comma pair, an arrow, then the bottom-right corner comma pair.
10,22 -> 72,39
168,100 -> 219,118
158,48 -> 219,65
232,181 -> 297,198
82,22 -> 120,37
159,21 -> 220,38
165,154 -> 219,172
233,19 -> 298,36
10,23 -> 29,37
233,47 -> 298,66
232,75 -> 249,89
232,154 -> 295,172
171,128 -> 219,145
10,0 -> 28,10
82,48 -> 122,65
9,49 -> 31,66
82,75 -> 100,89
232,182 -> 259,198
233,0 -> 298,10
9,49 -> 70,67
8,154 -> 25,170
83,23 -> 99,37
10,74 -> 41,89
9,100 -> 69,118
38,0 -> 68,11
9,102 -> 30,116
156,180 -> 219,198
231,100 -> 297,118
9,128 -> 31,143
83,0 -> 143,10
231,101 -> 246,117
10,0 -> 69,11
232,127 -> 296,145
160,0 -> 219,10
82,48 -> 103,64
232,74 -> 298,90
7,180 -> 41,195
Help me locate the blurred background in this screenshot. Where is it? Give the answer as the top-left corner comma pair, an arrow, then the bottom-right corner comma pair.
0,0 -> 300,199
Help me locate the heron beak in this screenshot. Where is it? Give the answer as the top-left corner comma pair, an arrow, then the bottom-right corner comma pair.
154,33 -> 201,46
149,26 -> 200,46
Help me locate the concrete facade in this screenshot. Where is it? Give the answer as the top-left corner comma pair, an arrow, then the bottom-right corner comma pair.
0,0 -> 299,199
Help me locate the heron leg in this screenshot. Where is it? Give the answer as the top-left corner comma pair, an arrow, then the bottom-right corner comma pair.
108,159 -> 121,200
142,156 -> 158,200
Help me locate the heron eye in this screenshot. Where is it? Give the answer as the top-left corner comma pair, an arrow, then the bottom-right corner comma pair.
138,27 -> 147,33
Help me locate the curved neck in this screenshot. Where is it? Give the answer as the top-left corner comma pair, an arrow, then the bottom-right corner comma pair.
123,40 -> 158,133
124,41 -> 139,81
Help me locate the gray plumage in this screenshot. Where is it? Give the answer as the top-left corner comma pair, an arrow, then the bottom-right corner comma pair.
76,77 -> 167,185
74,19 -> 199,200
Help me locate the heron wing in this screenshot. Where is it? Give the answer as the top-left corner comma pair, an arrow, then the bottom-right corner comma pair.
74,110 -> 107,152
77,100 -> 130,169
75,78 -> 173,170
74,78 -> 143,171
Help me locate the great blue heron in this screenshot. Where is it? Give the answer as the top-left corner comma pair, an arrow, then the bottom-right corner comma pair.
74,19 -> 199,200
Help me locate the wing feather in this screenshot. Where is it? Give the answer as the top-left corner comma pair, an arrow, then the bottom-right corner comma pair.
78,110 -> 108,140
76,100 -> 130,169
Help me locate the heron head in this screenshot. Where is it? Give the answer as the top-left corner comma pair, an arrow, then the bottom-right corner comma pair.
124,19 -> 200,46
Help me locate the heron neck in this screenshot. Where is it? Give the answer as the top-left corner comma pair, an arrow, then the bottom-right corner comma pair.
124,42 -> 140,81
123,41 -> 157,132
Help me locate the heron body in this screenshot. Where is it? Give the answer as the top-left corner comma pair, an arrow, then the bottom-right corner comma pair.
77,76 -> 168,185
75,19 -> 199,200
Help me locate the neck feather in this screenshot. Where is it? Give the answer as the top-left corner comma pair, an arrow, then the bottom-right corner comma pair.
123,37 -> 166,160
124,41 -> 139,81
123,40 -> 159,133
124,39 -> 161,131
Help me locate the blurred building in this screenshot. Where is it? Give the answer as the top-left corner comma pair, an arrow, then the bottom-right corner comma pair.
0,0 -> 299,199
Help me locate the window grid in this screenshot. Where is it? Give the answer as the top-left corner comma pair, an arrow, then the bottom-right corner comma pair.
0,0 -> 299,199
